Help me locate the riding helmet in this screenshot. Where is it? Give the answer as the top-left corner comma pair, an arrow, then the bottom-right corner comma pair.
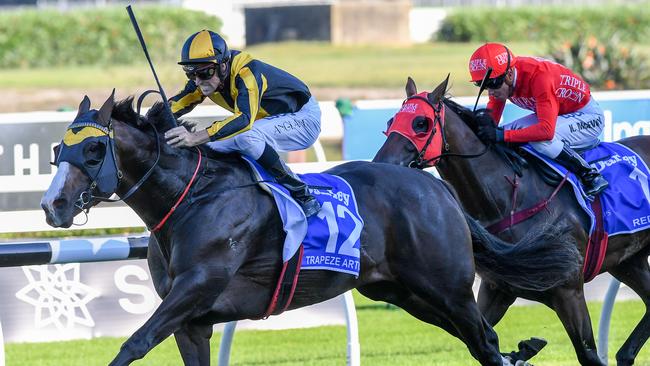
179,30 -> 231,66
468,42 -> 515,82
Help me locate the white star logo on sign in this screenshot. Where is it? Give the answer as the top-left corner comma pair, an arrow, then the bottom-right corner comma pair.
16,264 -> 100,330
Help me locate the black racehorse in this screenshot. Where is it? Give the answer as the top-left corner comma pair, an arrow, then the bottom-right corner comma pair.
41,92 -> 581,366
374,76 -> 650,366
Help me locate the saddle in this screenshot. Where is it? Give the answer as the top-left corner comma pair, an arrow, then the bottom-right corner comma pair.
494,140 -> 650,282
498,141 -> 601,187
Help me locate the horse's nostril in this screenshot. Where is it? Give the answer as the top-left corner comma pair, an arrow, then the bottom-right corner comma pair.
53,198 -> 68,210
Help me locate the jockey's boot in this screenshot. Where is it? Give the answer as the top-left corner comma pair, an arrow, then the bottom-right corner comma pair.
555,144 -> 609,198
257,144 -> 320,217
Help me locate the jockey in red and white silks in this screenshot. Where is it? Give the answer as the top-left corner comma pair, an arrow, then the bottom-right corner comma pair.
469,42 -> 608,198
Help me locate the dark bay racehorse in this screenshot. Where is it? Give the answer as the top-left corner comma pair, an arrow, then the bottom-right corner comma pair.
374,76 -> 650,366
41,92 -> 581,366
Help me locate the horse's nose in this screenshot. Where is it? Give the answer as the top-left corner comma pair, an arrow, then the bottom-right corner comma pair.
41,194 -> 65,211
52,197 -> 68,211
41,195 -> 69,226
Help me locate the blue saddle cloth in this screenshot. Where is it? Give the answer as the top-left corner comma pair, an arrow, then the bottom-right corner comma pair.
522,142 -> 650,236
242,157 -> 364,276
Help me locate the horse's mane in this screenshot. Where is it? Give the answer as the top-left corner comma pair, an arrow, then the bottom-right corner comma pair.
441,95 -> 527,175
146,101 -> 178,132
110,97 -> 177,134
441,96 -> 480,134
114,97 -> 243,163
112,96 -> 142,128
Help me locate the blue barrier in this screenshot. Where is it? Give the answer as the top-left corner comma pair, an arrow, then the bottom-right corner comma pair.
0,237 -> 148,267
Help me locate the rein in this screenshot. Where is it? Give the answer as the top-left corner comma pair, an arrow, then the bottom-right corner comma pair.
409,97 -> 489,169
151,148 -> 202,232
414,144 -> 490,168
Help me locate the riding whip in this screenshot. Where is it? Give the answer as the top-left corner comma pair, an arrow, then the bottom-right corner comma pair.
126,5 -> 177,126
472,67 -> 492,112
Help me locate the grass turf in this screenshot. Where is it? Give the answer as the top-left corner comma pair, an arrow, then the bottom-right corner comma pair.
5,295 -> 649,365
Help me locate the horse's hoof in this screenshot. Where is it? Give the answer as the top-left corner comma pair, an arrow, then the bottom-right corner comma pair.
518,337 -> 547,359
515,361 -> 533,366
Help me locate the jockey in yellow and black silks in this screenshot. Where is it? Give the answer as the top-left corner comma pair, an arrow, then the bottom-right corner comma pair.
165,30 -> 321,217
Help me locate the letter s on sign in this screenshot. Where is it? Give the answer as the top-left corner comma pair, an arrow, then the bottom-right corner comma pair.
114,265 -> 157,314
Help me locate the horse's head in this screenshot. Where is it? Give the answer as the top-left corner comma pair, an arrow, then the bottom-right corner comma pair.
373,75 -> 450,168
374,76 -> 494,169
41,91 -> 120,228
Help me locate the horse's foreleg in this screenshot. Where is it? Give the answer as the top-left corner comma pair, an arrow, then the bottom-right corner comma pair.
477,280 -> 516,325
148,236 -> 212,366
147,235 -> 171,298
549,285 -> 605,366
174,322 -> 213,366
609,252 -> 650,366
109,268 -> 226,366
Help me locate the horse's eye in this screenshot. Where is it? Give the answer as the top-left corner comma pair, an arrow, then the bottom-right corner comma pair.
84,142 -> 106,167
412,116 -> 430,134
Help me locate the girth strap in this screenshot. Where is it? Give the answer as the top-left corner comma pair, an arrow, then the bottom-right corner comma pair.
260,244 -> 303,319
487,173 -> 569,234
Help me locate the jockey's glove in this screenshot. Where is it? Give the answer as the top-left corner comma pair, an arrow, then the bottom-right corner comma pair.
477,124 -> 504,144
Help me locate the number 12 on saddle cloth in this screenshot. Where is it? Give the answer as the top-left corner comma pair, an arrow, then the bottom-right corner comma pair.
243,156 -> 364,276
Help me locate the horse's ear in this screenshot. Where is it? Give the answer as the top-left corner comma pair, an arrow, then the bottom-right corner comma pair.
428,73 -> 450,104
405,76 -> 418,97
76,95 -> 91,120
97,89 -> 115,126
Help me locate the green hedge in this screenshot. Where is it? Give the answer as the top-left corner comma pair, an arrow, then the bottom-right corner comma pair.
0,6 -> 221,68
437,6 -> 650,43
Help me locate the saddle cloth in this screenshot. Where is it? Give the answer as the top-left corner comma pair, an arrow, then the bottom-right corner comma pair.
242,157 -> 364,276
522,142 -> 650,237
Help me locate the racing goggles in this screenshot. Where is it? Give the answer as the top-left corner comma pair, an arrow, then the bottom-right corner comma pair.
184,64 -> 217,81
474,72 -> 507,89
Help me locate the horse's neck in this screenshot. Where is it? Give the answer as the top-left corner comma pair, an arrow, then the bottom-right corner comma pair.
438,110 -> 531,223
112,122 -> 249,229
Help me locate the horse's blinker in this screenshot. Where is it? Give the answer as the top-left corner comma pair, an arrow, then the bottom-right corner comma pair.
55,111 -> 121,204
385,92 -> 446,167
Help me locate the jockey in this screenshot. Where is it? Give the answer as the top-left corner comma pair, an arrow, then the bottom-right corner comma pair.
165,30 -> 321,217
469,42 -> 609,198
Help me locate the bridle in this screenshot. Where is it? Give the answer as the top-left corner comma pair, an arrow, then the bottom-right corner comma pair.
404,95 -> 448,169
56,90 -> 163,214
404,96 -> 490,169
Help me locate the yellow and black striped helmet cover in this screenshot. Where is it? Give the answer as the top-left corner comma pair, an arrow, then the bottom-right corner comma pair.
179,30 -> 228,66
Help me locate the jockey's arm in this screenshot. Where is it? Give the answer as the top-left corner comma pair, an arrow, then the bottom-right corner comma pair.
503,78 -> 560,144
487,97 -> 506,125
169,80 -> 206,118
205,68 -> 265,141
